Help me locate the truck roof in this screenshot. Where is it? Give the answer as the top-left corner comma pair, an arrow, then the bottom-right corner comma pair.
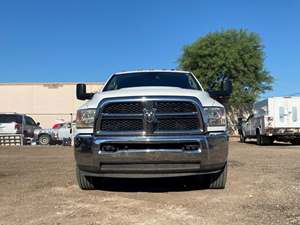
114,69 -> 191,75
256,96 -> 300,104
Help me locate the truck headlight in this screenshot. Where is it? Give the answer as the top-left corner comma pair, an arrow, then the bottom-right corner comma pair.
76,109 -> 96,128
204,107 -> 226,127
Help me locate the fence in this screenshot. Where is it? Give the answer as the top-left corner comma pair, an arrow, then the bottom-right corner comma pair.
0,134 -> 23,146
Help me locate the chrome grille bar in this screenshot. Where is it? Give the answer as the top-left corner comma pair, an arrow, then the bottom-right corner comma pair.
94,96 -> 205,136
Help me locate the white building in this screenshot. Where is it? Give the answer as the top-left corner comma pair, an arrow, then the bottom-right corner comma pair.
0,82 -> 103,127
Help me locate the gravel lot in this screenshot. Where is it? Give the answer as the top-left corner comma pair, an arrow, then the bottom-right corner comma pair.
0,141 -> 299,225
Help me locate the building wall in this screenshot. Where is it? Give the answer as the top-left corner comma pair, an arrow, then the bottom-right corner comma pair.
0,83 -> 103,128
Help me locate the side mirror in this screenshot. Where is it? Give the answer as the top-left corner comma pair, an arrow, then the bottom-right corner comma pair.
36,122 -> 40,126
76,83 -> 94,100
208,78 -> 233,100
223,79 -> 233,97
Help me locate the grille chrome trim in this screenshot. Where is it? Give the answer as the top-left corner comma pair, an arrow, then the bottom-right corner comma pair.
94,96 -> 206,136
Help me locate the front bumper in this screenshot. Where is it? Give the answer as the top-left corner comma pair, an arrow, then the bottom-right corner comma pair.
74,132 -> 228,178
265,128 -> 300,137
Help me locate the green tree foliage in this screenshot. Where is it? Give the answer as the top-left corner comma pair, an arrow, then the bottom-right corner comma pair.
179,29 -> 273,107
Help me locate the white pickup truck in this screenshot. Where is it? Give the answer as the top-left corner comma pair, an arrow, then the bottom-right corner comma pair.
74,70 -> 232,190
240,97 -> 300,145
34,122 -> 73,145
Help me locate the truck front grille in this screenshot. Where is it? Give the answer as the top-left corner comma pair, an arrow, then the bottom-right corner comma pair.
157,118 -> 200,131
101,101 -> 197,114
95,97 -> 204,134
101,119 -> 143,131
156,101 -> 197,113
102,102 -> 143,114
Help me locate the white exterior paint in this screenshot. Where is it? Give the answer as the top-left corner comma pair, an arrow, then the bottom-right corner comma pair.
76,70 -> 226,134
79,86 -> 223,110
268,97 -> 300,128
0,122 -> 17,134
242,96 -> 300,138
255,97 -> 300,129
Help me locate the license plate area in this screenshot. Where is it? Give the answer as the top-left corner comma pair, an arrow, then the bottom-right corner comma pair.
100,142 -> 201,152
100,163 -> 201,173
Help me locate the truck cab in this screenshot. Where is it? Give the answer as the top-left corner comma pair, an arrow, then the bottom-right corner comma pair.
74,70 -> 232,190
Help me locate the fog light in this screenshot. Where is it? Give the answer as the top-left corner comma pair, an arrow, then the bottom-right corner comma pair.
183,145 -> 199,151
102,145 -> 117,152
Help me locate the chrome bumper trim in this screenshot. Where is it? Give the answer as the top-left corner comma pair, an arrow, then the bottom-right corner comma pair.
74,132 -> 228,177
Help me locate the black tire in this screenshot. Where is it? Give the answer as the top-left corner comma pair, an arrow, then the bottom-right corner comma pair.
208,163 -> 227,189
62,138 -> 71,146
257,133 -> 273,146
76,166 -> 96,190
265,137 -> 274,145
256,132 -> 262,145
291,139 -> 300,145
38,134 -> 51,145
240,133 -> 246,143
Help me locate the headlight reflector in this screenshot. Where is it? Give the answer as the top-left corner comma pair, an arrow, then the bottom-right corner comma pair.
204,107 -> 226,127
76,109 -> 96,128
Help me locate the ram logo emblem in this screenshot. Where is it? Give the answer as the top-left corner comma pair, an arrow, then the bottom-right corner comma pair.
143,108 -> 157,123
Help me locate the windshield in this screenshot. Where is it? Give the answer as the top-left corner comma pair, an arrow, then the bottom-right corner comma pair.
103,72 -> 202,91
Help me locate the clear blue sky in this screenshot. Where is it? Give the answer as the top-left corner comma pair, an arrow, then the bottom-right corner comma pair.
0,0 -> 299,97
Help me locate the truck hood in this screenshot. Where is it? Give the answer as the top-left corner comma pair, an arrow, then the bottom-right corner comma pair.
78,86 -> 223,109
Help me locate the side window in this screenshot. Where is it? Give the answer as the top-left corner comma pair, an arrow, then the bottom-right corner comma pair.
25,116 -> 36,126
279,107 -> 285,123
188,76 -> 197,89
292,107 -> 298,122
105,76 -> 118,91
62,123 -> 71,128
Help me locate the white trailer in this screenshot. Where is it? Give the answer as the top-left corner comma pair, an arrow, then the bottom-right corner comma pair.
240,96 -> 300,145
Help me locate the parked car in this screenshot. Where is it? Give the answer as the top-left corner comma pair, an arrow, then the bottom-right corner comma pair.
74,70 -> 232,190
52,122 -> 64,129
240,97 -> 300,145
34,122 -> 73,145
0,113 -> 40,144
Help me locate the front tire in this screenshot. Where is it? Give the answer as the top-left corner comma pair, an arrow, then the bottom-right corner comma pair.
240,133 -> 246,143
76,166 -> 96,190
208,163 -> 227,189
256,132 -> 273,145
256,132 -> 262,145
38,134 -> 51,145
291,139 -> 300,145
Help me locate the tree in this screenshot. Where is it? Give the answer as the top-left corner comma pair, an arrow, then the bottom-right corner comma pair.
179,29 -> 273,108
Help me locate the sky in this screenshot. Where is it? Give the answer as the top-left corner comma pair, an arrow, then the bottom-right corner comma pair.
0,0 -> 299,98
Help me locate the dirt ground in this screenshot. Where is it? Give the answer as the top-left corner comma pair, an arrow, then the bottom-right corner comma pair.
0,141 -> 299,225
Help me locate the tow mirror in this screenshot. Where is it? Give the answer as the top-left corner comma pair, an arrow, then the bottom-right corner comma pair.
208,76 -> 233,100
223,79 -> 233,97
76,83 -> 94,100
